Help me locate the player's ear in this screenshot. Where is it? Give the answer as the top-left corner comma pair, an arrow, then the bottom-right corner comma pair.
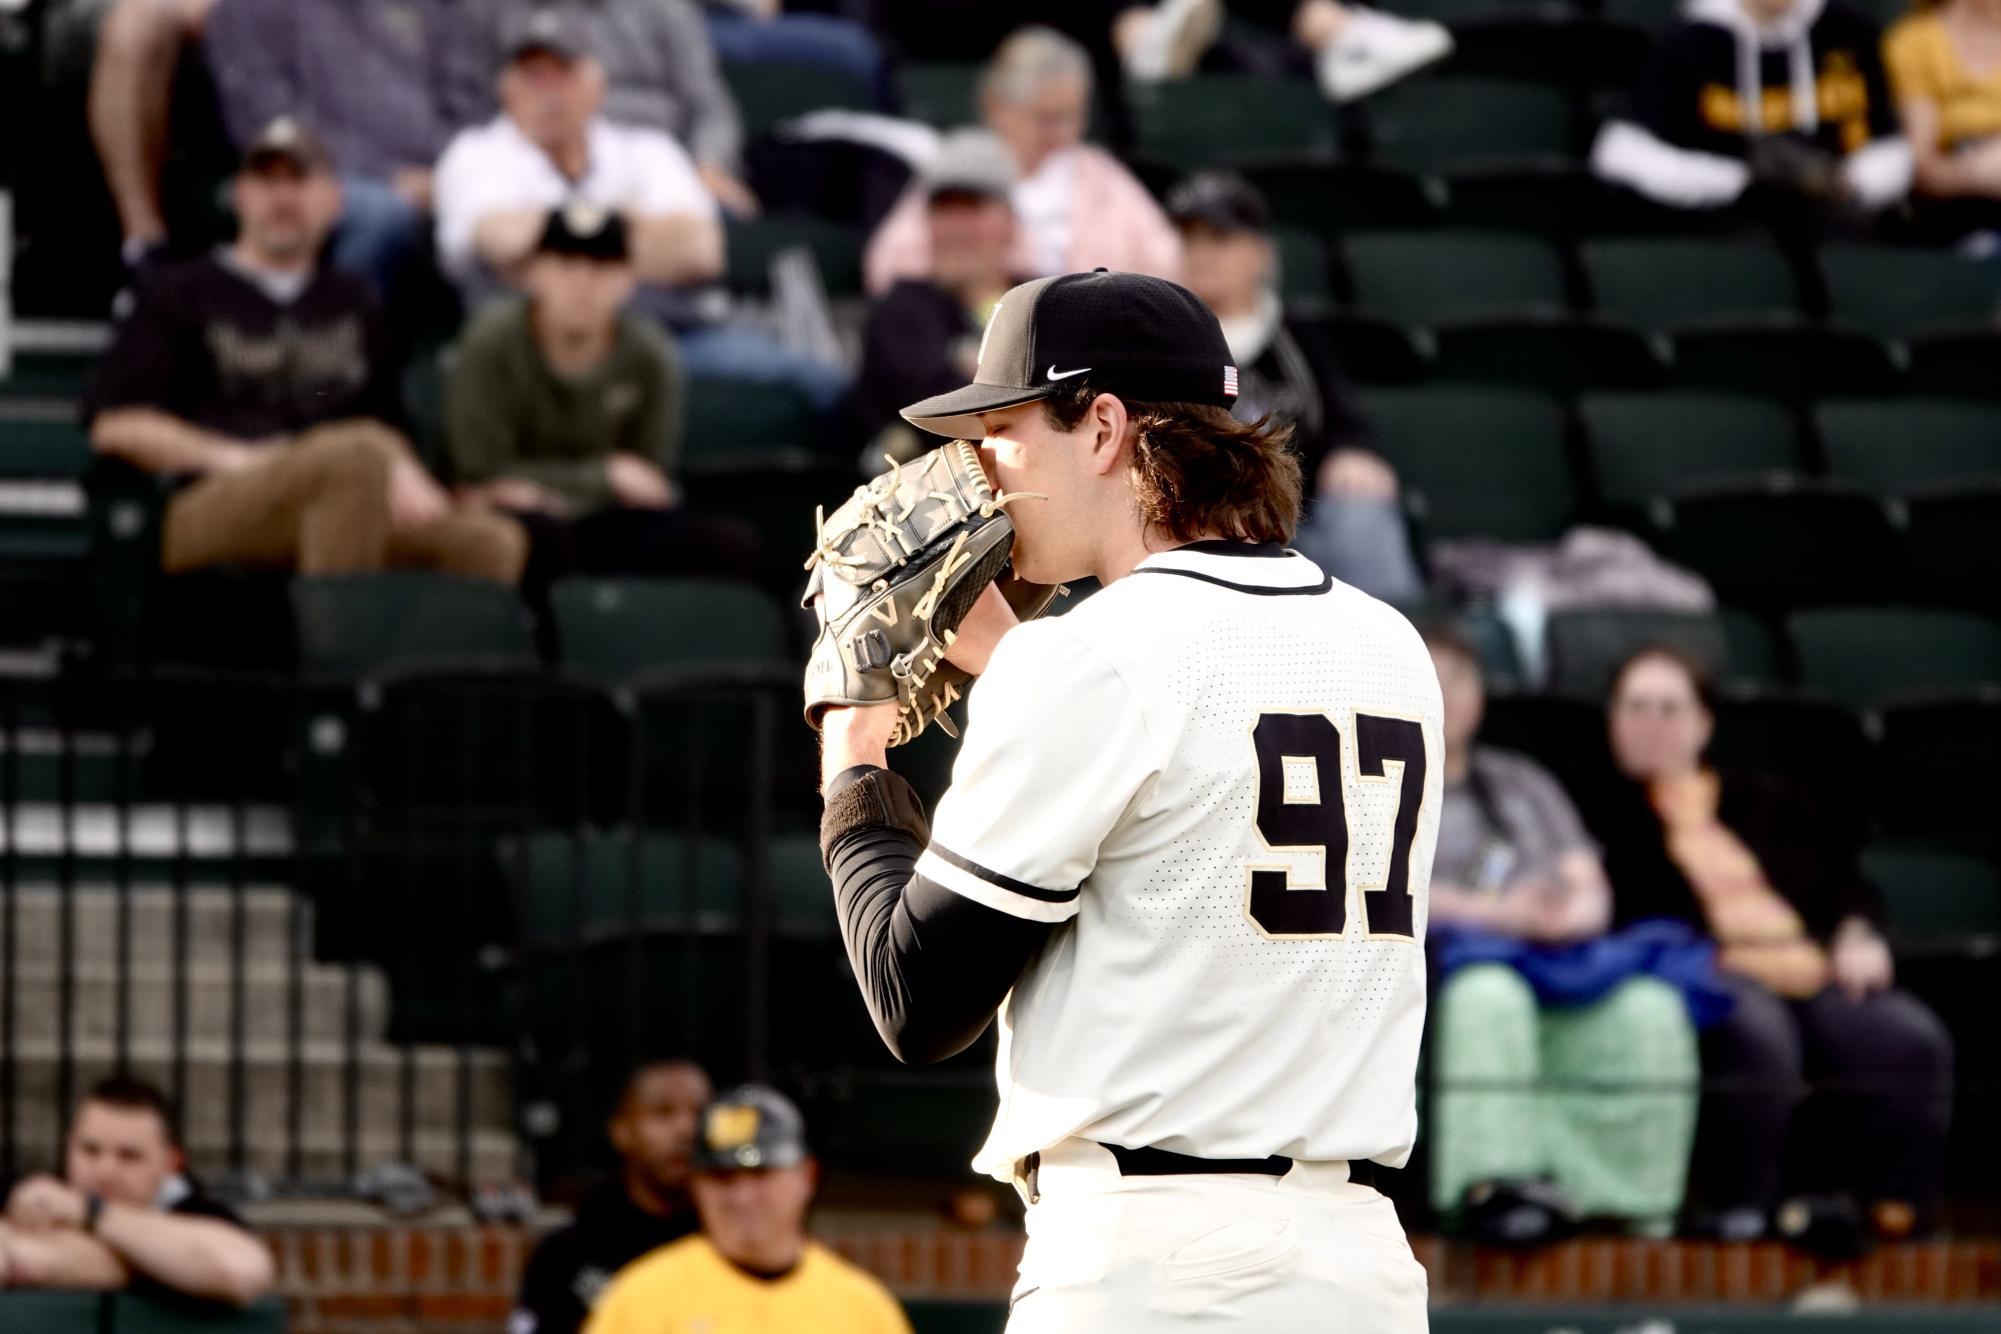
1086,392 -> 1130,477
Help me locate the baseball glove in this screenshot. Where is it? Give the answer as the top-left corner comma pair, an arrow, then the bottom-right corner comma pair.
803,440 -> 1060,745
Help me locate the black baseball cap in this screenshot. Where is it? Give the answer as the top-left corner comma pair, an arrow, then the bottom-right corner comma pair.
240,116 -> 332,175
536,203 -> 629,261
901,269 -> 1239,438
1165,170 -> 1271,235
506,7 -> 591,64
691,1085 -> 810,1173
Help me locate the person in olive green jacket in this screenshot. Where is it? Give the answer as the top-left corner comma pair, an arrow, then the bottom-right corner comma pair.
446,203 -> 755,587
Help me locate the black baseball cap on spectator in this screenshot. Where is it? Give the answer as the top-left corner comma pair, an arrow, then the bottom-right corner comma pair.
901,269 -> 1240,438
692,1085 -> 810,1173
536,203 -> 629,261
1165,170 -> 1270,235
240,116 -> 332,176
506,7 -> 592,63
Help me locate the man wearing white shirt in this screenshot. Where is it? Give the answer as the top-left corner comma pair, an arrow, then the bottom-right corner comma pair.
435,8 -> 845,406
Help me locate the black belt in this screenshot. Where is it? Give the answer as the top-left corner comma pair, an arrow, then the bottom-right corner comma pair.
1102,1143 -> 1378,1188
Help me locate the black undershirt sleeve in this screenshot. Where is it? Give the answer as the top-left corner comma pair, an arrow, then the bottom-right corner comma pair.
820,765 -> 1056,1065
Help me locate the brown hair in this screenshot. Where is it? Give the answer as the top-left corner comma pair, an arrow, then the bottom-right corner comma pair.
1040,384 -> 1302,545
81,1074 -> 182,1147
1609,643 -> 1719,713
1418,618 -> 1482,677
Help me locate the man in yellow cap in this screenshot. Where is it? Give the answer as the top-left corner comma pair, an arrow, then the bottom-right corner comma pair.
584,1084 -> 911,1334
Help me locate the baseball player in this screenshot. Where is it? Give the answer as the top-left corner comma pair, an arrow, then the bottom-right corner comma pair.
814,269 -> 1441,1330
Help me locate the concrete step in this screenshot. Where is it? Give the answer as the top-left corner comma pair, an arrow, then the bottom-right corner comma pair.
0,883 -> 309,969
0,959 -> 390,1047
0,802 -> 292,859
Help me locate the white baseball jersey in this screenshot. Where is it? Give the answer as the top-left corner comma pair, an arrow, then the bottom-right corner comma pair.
913,541 -> 1443,1182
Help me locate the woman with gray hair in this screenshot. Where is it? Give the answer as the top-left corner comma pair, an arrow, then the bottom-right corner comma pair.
864,26 -> 1182,294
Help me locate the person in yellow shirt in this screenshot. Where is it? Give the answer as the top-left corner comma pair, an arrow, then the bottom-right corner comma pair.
1884,0 -> 2001,238
584,1085 -> 912,1334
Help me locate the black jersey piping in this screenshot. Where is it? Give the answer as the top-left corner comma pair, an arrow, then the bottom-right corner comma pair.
1174,539 -> 1291,558
1128,565 -> 1335,596
927,844 -> 1080,903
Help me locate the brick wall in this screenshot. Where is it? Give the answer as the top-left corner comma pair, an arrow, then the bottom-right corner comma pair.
270,1226 -> 2001,1334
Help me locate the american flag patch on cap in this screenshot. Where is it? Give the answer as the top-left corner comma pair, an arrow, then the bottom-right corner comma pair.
1223,365 -> 1239,398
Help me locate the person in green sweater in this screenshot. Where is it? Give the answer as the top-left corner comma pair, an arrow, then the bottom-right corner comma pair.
446,203 -> 756,587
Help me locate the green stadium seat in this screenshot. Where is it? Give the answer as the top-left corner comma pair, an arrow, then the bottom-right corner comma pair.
1543,609 -> 1731,700
0,413 -> 92,476
1317,313 -> 1433,384
1666,322 -> 1900,401
1718,607 -> 1788,685
1789,607 -> 2001,709
1360,387 -> 1575,540
1344,230 -> 1568,325
1906,329 -> 2001,400
769,832 -> 837,937
0,349 -> 99,399
1443,162 -> 1663,236
682,459 -> 863,566
1860,844 -> 2001,943
816,1065 -> 999,1171
1598,0 -> 1684,25
1272,225 -> 1337,314
1903,487 -> 2001,612
1365,76 -> 1578,171
1581,238 -> 1803,329
629,676 -> 823,829
553,577 -> 789,686
1461,605 -> 1527,688
1821,243 -> 2001,340
1236,159 -> 1441,233
725,215 -> 865,297
1710,689 -> 1876,832
1446,14 -> 1651,89
723,60 -> 875,140
1132,76 -> 1336,169
1653,482 -> 1900,609
1431,314 -> 1662,394
1392,0 -> 1551,20
1578,392 -> 1804,508
906,1301 -> 1008,1334
896,62 -> 982,129
291,572 -> 536,677
508,828 -> 744,946
1475,691 -> 1615,802
0,1292 -> 106,1334
1878,695 -> 2001,837
1817,399 -> 2001,493
680,375 -> 824,472
111,1293 -> 289,1334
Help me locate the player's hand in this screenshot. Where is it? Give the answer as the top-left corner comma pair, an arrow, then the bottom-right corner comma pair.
819,702 -> 901,792
943,583 -> 1019,677
1830,917 -> 1894,1000
7,1176 -> 86,1230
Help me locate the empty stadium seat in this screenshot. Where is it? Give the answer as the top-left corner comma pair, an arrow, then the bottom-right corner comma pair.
1718,607 -> 1788,685
1272,225 -> 1337,313
1817,399 -> 2001,493
1446,14 -> 1651,89
1581,238 -> 1803,329
1131,76 -> 1336,168
1821,243 -> 2001,340
1903,487 -> 2001,611
1543,608 -> 1731,700
1652,482 -> 1900,608
723,60 -> 876,140
1443,162 -> 1663,236
1360,387 -> 1575,540
1431,314 -> 1662,393
508,828 -> 745,946
1859,844 -> 2001,943
1365,76 -> 1578,171
1906,329 -> 2001,400
1316,314 -> 1433,384
1578,392 -> 1805,508
1709,689 -> 1877,833
1789,608 -> 2001,709
1344,230 -> 1568,325
680,376 -> 824,472
682,460 -> 862,565
1474,691 -> 1614,801
1598,0 -> 1685,26
1236,160 -> 1441,234
1666,322 -> 1900,401
1878,695 -> 2001,837
553,578 -> 790,686
769,832 -> 838,938
725,215 -> 865,297
291,572 -> 536,678
895,62 -> 981,128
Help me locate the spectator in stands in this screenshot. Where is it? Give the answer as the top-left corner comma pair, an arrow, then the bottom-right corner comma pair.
1591,0 -> 1912,223
54,0 -> 218,271
202,0 -> 458,299
446,205 -> 762,585
1423,625 -> 1699,1242
451,0 -> 761,218
586,1085 -> 910,1334
863,26 -> 1181,295
514,1060 -> 712,1334
1886,0 -> 2001,242
0,1076 -> 273,1306
435,11 -> 847,407
845,129 -> 1026,463
1112,1 -> 1451,101
87,120 -> 527,586
1591,646 -> 1954,1240
1163,169 -> 1420,602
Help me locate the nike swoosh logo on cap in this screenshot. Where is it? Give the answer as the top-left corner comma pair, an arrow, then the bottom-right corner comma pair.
1046,365 -> 1092,380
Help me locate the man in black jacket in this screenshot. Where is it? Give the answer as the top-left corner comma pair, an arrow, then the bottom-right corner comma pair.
511,1060 -> 713,1334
